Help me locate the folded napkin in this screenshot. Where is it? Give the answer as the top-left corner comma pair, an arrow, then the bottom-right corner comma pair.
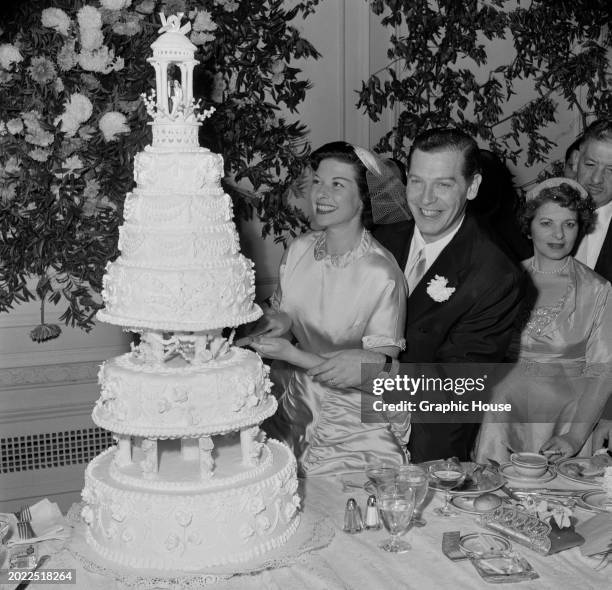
2,498 -> 69,546
576,513 -> 612,558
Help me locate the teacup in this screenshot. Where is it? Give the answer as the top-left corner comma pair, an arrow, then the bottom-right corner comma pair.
510,452 -> 548,477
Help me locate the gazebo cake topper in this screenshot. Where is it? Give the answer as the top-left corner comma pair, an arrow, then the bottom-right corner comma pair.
141,13 -> 214,148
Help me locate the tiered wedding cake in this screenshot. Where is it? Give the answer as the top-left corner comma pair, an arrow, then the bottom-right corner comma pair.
80,15 -> 301,571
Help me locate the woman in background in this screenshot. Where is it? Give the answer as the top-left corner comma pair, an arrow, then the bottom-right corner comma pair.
475,178 -> 612,462
239,141 -> 410,476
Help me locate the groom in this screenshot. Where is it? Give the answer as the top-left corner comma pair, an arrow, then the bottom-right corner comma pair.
311,128 -> 524,462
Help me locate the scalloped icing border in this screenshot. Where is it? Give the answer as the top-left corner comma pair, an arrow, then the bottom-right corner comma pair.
96,305 -> 262,332
93,396 -> 278,438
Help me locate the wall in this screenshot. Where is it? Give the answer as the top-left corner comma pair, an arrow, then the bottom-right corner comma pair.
0,287 -> 130,512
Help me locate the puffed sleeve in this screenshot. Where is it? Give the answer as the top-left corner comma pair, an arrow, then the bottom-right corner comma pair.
361,259 -> 407,351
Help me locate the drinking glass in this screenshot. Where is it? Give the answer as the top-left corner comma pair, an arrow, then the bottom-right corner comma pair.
365,459 -> 400,493
428,458 -> 466,517
396,464 -> 429,527
376,482 -> 416,553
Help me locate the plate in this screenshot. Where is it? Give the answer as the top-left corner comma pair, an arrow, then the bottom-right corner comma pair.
556,458 -> 604,485
459,533 -> 512,557
580,491 -> 612,512
420,461 -> 505,496
451,495 -> 502,515
499,462 -> 556,484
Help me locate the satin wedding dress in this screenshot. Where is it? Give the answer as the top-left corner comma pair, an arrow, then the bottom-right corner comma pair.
264,229 -> 408,476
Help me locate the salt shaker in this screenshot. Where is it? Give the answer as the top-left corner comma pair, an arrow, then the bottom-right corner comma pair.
364,494 -> 381,530
343,498 -> 363,533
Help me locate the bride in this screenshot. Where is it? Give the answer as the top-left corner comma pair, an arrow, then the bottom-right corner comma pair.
240,142 -> 411,476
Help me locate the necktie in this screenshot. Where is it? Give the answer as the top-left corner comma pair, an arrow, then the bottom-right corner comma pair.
406,248 -> 426,294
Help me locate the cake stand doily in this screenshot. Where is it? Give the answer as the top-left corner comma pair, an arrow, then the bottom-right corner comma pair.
65,504 -> 334,588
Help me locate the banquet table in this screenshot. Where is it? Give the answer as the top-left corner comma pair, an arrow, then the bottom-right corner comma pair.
4,471 -> 610,590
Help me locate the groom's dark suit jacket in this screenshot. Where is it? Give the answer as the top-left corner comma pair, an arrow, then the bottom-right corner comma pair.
374,215 -> 525,461
592,224 -> 612,284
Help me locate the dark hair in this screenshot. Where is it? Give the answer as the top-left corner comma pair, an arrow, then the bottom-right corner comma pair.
309,141 -> 373,229
408,128 -> 482,180
564,137 -> 583,164
580,118 -> 612,146
519,182 -> 596,238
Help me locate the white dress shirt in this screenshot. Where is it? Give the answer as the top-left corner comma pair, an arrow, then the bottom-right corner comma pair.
575,200 -> 612,269
404,217 -> 465,283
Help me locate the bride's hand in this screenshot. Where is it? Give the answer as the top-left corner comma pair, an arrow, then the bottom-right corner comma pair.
307,349 -> 386,389
247,336 -> 295,362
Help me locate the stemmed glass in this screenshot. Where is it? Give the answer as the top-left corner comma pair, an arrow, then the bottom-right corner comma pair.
428,458 -> 466,517
376,482 -> 416,553
396,464 -> 429,527
365,460 -> 400,493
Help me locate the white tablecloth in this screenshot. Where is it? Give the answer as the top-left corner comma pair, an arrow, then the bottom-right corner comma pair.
7,473 -> 611,590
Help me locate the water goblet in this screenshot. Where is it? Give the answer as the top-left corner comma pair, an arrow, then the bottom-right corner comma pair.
365,459 -> 400,493
396,464 -> 429,527
428,458 -> 466,517
376,482 -> 416,553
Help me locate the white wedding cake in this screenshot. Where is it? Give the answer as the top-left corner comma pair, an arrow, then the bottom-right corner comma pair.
81,15 -> 300,571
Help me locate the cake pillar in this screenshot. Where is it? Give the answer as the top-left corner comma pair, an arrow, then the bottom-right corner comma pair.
240,426 -> 264,467
140,438 -> 159,479
199,436 -> 215,478
115,435 -> 132,467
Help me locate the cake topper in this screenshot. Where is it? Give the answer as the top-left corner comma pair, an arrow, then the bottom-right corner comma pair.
158,12 -> 192,36
142,13 -> 215,143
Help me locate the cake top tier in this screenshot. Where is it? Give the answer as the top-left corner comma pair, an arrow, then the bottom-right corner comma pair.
142,14 -> 214,150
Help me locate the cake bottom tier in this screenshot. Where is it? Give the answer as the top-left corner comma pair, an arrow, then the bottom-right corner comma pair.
81,440 -> 301,571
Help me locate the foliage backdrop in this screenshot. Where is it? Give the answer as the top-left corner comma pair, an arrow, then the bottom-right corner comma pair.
360,0 -> 612,178
0,0 -> 320,339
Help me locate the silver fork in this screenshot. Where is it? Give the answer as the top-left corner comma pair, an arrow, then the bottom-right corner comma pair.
19,505 -> 32,522
16,521 -> 33,540
18,505 -> 35,539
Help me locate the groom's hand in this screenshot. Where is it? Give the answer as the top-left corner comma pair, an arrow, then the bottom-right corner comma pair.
307,350 -> 385,389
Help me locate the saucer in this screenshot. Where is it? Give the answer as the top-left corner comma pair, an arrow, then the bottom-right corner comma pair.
450,495 -> 502,515
499,462 -> 556,484
556,458 -> 604,486
580,491 -> 612,512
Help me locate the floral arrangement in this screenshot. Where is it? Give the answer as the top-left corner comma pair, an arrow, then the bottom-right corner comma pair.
0,0 -> 320,340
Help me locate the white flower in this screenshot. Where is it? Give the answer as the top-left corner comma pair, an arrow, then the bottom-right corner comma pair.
57,40 -> 78,71
214,0 -> 239,12
54,155 -> 83,179
100,0 -> 132,10
78,46 -> 120,73
99,111 -> 129,141
41,8 -> 72,36
77,6 -> 104,51
193,10 -> 218,33
190,31 -> 215,46
0,43 -> 23,69
29,148 -> 51,162
6,117 -> 23,135
135,0 -> 156,15
426,275 -> 456,302
55,93 -> 93,136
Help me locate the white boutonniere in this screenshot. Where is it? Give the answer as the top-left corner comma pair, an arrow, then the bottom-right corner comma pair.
426,275 -> 455,302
